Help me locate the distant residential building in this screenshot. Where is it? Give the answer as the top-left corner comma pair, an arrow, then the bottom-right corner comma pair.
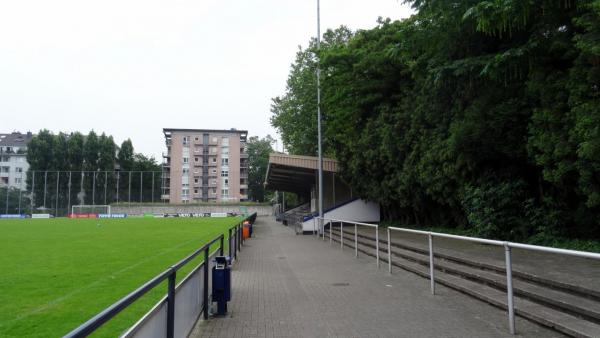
162,128 -> 249,203
0,132 -> 33,190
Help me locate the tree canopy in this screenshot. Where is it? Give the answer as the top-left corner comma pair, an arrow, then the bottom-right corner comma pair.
271,1 -> 600,241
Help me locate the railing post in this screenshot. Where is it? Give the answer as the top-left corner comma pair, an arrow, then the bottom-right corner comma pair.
228,228 -> 233,259
322,218 -> 325,241
166,270 -> 176,338
387,228 -> 392,274
234,227 -> 237,261
203,247 -> 210,320
220,235 -> 224,256
376,225 -> 380,268
238,224 -> 242,251
505,243 -> 516,334
428,233 -> 435,295
340,221 -> 344,250
354,223 -> 358,258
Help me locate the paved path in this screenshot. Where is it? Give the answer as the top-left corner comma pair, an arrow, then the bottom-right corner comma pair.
190,217 -> 561,338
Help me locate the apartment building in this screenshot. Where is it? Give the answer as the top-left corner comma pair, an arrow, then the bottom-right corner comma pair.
0,132 -> 33,190
162,128 -> 249,203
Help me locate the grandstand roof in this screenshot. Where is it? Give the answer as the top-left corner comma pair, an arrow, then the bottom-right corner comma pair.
264,153 -> 338,193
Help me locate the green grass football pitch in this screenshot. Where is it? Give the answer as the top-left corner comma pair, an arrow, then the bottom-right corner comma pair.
0,216 -> 242,337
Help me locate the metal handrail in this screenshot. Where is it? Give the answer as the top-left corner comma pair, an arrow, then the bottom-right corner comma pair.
316,216 -> 380,268
64,213 -> 257,338
383,225 -> 600,336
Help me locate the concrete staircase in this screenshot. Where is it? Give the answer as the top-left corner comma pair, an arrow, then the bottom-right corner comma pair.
327,227 -> 600,338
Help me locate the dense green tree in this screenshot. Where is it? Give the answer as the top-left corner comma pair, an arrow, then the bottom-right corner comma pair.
271,1 -> 600,240
246,135 -> 274,202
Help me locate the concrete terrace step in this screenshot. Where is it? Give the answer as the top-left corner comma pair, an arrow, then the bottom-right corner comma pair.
337,228 -> 600,302
326,231 -> 600,338
344,231 -> 600,324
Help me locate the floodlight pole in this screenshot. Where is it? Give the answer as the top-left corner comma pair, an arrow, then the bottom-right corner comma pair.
67,171 -> 72,215
316,0 -> 324,230
55,171 -> 60,217
43,171 -> 48,208
31,171 -> 35,214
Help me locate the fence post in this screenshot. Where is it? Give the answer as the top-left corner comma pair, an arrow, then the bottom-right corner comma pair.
220,235 -> 224,256
228,228 -> 233,259
387,228 -> 392,274
203,247 -> 210,320
329,220 -> 332,245
376,225 -> 380,268
428,233 -> 435,295
505,243 -> 516,334
166,270 -> 176,338
340,221 -> 344,250
354,223 -> 358,258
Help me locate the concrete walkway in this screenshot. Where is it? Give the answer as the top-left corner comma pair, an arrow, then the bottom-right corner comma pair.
190,217 -> 561,338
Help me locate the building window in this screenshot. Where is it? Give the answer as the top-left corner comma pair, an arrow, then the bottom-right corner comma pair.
182,188 -> 189,197
210,147 -> 217,154
15,167 -> 23,173
15,178 -> 22,184
183,157 -> 189,163
212,137 -> 218,143
212,188 -> 217,194
1,167 -> 9,173
183,136 -> 189,145
194,178 -> 199,184
221,146 -> 229,155
211,168 -> 217,174
212,157 -> 217,163
221,188 -> 229,197
194,157 -> 199,163
221,158 -> 229,165
194,189 -> 199,194
183,168 -> 189,174
0,156 -> 8,162
194,137 -> 199,142
221,170 -> 228,177
221,137 -> 229,146
223,178 -> 229,186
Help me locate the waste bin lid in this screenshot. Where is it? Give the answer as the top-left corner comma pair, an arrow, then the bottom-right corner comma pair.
213,256 -> 231,265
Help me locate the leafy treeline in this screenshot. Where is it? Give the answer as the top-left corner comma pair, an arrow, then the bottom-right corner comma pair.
247,135 -> 274,202
26,130 -> 161,212
271,1 -> 600,241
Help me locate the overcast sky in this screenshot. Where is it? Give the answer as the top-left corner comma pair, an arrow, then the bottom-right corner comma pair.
0,0 -> 413,159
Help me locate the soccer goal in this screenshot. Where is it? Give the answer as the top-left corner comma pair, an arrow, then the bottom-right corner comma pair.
71,205 -> 111,215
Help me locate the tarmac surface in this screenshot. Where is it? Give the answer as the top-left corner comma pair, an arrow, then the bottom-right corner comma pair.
190,217 -> 562,338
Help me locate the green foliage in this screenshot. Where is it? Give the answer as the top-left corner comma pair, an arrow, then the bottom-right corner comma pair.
272,1 -> 600,241
246,135 -> 274,202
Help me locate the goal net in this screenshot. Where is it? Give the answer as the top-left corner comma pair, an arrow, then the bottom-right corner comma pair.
71,205 -> 111,216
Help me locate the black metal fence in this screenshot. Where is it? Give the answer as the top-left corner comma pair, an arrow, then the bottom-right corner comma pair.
63,212 -> 257,338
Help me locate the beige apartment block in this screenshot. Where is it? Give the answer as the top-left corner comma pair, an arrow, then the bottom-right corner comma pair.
161,128 -> 249,203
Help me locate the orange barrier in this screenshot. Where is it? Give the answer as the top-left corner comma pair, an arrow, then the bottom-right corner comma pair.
243,225 -> 250,239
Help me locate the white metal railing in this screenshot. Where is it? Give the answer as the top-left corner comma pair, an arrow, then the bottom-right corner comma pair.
312,218 -> 600,336
315,217 -> 380,268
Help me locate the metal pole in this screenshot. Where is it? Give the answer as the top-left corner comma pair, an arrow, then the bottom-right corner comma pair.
505,243 -> 516,334
316,0 -> 324,228
92,172 -> 96,206
220,235 -> 224,256
152,171 -> 155,203
387,228 -> 392,274
340,221 -> 343,250
55,171 -> 59,217
18,172 -> 23,214
203,248 -> 209,320
31,171 -> 35,215
139,171 -> 143,203
43,171 -> 47,208
116,172 -> 120,204
376,226 -> 380,268
67,172 -> 71,215
228,228 -> 233,259
104,171 -> 108,205
166,271 -> 176,338
5,180 -> 9,215
429,234 -> 435,295
354,223 -> 358,258
128,171 -> 132,207
329,221 -> 332,245
80,172 -> 84,205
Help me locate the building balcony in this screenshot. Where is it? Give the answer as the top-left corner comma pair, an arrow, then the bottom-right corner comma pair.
162,151 -> 170,158
240,184 -> 248,189
240,153 -> 249,159
161,194 -> 170,200
240,194 -> 248,200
